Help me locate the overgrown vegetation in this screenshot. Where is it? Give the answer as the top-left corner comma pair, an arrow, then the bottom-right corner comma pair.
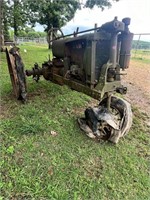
0,45 -> 149,199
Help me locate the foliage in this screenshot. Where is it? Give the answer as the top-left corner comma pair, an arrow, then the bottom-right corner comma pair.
24,27 -> 35,33
2,0 -> 120,36
38,32 -> 47,37
132,40 -> 150,49
0,44 -> 149,199
26,0 -> 120,32
17,30 -> 27,37
8,29 -> 46,39
2,0 -> 10,40
25,0 -> 80,32
2,0 -> 38,36
25,31 -> 40,38
5,0 -> 29,36
85,0 -> 119,10
8,30 -> 14,40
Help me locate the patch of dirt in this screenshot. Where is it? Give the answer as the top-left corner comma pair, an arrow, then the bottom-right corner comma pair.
122,60 -> 150,117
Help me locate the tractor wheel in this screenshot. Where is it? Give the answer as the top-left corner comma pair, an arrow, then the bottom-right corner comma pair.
99,96 -> 133,143
78,96 -> 132,144
6,47 -> 27,102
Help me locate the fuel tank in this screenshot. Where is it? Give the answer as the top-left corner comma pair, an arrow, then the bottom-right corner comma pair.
52,39 -> 67,58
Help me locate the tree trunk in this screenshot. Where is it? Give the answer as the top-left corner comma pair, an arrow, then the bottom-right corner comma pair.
14,0 -> 19,37
14,17 -> 18,37
0,0 -> 4,48
4,17 -> 10,40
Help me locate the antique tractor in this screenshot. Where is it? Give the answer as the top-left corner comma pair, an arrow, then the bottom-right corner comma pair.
6,17 -> 133,143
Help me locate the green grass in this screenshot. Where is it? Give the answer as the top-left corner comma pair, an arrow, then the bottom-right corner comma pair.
131,49 -> 150,63
0,45 -> 149,199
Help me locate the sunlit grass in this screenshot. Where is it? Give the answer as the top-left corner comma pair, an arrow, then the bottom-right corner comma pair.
131,49 -> 150,63
0,45 -> 149,199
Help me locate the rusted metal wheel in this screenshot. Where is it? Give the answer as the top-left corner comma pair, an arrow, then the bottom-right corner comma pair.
99,96 -> 133,143
78,96 -> 132,144
6,47 -> 27,102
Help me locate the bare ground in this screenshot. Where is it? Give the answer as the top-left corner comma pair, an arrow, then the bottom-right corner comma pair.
122,60 -> 150,120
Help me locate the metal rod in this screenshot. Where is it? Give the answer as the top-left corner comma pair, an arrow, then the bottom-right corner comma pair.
134,33 -> 150,35
49,26 -> 102,42
107,93 -> 112,111
90,23 -> 97,89
134,34 -> 141,57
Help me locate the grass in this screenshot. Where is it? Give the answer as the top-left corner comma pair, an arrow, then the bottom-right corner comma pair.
0,45 -> 149,199
131,49 -> 150,64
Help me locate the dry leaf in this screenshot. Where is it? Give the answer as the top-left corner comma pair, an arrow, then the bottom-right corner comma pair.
40,152 -> 44,156
50,130 -> 58,136
48,167 -> 53,176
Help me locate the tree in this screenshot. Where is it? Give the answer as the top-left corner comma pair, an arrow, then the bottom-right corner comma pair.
2,0 -> 38,37
1,0 -> 119,40
1,0 -> 26,37
26,0 -> 80,32
3,16 -> 10,40
25,27 -> 35,34
10,0 -> 34,36
27,0 -> 119,32
13,0 -> 23,36
1,0 -> 10,40
85,0 -> 119,10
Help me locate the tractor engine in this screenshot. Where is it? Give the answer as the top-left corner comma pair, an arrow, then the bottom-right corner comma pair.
52,20 -> 129,85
